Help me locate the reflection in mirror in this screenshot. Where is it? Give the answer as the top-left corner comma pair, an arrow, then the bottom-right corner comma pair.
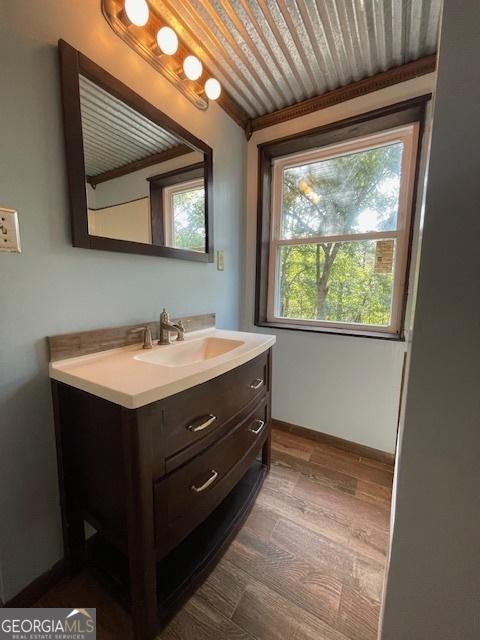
149,163 -> 206,253
80,75 -> 207,252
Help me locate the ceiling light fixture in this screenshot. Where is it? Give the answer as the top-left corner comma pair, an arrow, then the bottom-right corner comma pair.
183,55 -> 203,81
106,1 -> 225,111
204,78 -> 221,101
124,0 -> 149,27
156,26 -> 178,55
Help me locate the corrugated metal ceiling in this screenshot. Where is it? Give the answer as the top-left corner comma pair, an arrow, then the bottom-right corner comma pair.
79,75 -> 186,176
150,0 -> 441,119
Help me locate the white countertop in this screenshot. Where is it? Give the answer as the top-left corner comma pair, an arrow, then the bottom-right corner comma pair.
49,328 -> 276,409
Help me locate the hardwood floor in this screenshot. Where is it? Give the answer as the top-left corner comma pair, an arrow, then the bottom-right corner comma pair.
35,428 -> 393,640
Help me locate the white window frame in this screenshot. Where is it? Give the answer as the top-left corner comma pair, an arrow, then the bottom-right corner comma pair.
163,177 -> 205,248
267,123 -> 420,336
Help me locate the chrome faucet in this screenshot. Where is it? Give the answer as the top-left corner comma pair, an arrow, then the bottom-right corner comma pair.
159,308 -> 185,345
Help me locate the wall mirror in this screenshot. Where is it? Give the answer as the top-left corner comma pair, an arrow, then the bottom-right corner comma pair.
58,40 -> 213,262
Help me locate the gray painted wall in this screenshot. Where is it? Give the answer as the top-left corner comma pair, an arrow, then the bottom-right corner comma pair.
380,1 -> 480,637
0,1 -> 245,600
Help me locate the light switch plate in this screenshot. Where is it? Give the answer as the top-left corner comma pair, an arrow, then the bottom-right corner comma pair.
217,250 -> 224,271
0,207 -> 21,253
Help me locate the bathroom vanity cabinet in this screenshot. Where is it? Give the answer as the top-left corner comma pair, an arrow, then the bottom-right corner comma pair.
52,348 -> 272,640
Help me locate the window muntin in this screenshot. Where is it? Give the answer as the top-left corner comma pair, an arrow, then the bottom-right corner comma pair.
268,125 -> 419,335
163,178 -> 206,252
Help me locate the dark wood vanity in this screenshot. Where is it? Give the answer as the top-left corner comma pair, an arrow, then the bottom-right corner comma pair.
55,37 -> 274,639
52,348 -> 272,640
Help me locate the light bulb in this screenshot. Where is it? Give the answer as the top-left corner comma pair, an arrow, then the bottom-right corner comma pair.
205,78 -> 221,100
156,26 -> 178,55
124,0 -> 149,27
183,55 -> 203,81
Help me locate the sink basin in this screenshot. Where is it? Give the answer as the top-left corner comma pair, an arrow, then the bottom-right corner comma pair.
134,336 -> 244,367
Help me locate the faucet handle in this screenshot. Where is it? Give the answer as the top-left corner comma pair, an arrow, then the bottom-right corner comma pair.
142,326 -> 153,349
131,326 -> 153,349
160,308 -> 169,323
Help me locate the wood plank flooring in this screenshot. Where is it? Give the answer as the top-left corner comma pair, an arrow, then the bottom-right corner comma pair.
35,428 -> 393,640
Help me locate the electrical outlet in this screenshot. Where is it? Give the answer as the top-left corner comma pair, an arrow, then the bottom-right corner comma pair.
0,207 -> 21,253
217,250 -> 224,271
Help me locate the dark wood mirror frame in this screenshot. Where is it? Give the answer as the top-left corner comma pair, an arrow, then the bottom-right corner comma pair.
58,39 -> 214,262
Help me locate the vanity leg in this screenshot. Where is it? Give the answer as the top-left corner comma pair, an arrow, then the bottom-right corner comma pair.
129,546 -> 157,640
262,430 -> 272,470
51,381 -> 85,574
122,410 -> 158,640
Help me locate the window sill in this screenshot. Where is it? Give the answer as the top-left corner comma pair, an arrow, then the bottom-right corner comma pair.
255,320 -> 405,341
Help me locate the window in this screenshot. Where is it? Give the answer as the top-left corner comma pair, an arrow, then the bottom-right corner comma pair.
163,178 -> 206,252
255,98 -> 428,338
148,161 -> 211,258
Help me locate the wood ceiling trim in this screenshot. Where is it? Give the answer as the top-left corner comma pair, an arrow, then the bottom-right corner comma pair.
246,54 -> 437,137
87,144 -> 193,187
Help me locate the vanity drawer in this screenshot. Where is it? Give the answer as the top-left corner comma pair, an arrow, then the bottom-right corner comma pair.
158,352 -> 269,460
154,398 -> 269,555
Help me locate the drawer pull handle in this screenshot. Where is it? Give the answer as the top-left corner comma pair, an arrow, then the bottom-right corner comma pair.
191,469 -> 219,493
250,378 -> 264,390
187,414 -> 217,432
249,419 -> 265,435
